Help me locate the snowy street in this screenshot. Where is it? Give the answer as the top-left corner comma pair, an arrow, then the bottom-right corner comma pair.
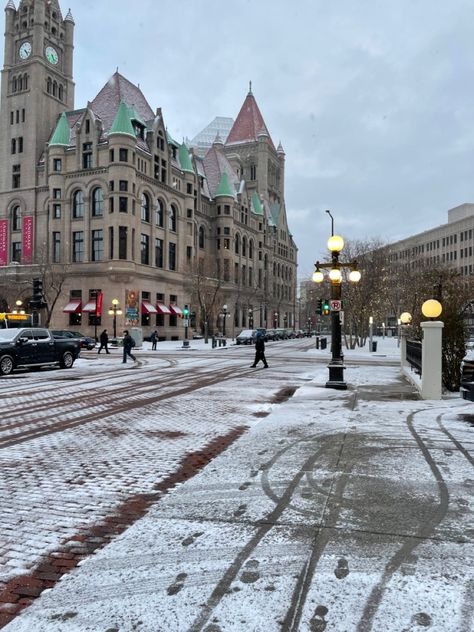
1,338 -> 473,631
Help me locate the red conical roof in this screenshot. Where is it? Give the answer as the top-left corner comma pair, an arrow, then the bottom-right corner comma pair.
226,89 -> 275,149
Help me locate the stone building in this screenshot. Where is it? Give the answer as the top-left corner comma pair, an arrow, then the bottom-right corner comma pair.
0,0 -> 297,339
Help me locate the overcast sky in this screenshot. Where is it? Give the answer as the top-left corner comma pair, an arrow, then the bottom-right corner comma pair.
7,0 -> 474,279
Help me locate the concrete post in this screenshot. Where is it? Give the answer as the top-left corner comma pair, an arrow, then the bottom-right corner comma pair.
421,321 -> 444,399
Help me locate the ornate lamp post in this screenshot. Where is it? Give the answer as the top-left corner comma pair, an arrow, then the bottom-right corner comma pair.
12,299 -> 25,315
312,211 -> 361,389
222,304 -> 228,337
107,299 -> 123,341
274,312 -> 278,328
248,307 -> 254,328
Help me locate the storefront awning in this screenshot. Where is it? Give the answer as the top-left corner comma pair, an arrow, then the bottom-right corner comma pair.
141,301 -> 157,314
156,303 -> 172,315
63,299 -> 82,313
82,299 -> 97,312
169,305 -> 183,316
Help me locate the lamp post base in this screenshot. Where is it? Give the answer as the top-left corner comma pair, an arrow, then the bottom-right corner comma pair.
326,361 -> 347,390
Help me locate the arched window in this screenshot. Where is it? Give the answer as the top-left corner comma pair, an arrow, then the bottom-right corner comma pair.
264,253 -> 268,270
242,236 -> 247,257
72,190 -> 84,218
249,239 -> 254,259
52,80 -> 57,97
91,187 -> 103,217
235,233 -> 240,255
12,77 -> 17,92
23,74 -> 28,90
156,199 -> 164,226
198,226 -> 205,249
11,205 -> 21,231
18,76 -> 23,91
58,84 -> 63,101
47,77 -> 52,94
141,193 -> 150,222
169,204 -> 177,232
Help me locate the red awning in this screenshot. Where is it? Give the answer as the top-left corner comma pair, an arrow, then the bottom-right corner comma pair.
156,303 -> 172,315
82,299 -> 97,312
63,299 -> 82,313
169,305 -> 183,316
141,301 -> 157,314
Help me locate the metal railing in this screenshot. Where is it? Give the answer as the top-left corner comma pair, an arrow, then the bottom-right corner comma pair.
406,339 -> 422,375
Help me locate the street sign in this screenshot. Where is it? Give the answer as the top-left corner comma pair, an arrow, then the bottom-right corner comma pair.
183,319 -> 189,327
330,300 -> 342,311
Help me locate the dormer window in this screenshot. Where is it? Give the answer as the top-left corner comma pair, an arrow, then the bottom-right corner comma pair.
85,119 -> 90,134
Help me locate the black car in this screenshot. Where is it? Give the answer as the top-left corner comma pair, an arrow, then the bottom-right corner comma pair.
460,350 -> 474,400
52,330 -> 96,350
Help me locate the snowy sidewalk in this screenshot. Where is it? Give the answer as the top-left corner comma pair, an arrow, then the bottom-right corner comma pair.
4,358 -> 473,632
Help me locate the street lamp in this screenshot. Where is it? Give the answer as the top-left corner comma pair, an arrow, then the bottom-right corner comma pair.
222,304 -> 228,337
248,307 -> 254,328
312,211 -> 361,389
107,298 -> 123,340
274,312 -> 278,328
12,299 -> 25,315
369,316 -> 374,351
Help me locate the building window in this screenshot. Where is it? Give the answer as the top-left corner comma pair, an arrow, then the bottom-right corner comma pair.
119,196 -> 128,213
12,241 -> 21,263
119,180 -> 128,192
12,164 -> 20,189
53,204 -> 61,219
85,119 -> 90,134
140,233 -> 150,265
249,240 -> 254,259
72,231 -> 84,262
109,226 -> 114,259
119,226 -> 127,260
242,236 -> 247,257
250,165 -> 256,180
91,229 -> 104,261
169,205 -> 177,232
235,234 -> 240,254
82,142 -> 93,169
53,158 -> 62,172
155,237 -> 163,268
224,205 -> 231,215
156,199 -> 164,226
186,246 -> 192,260
72,190 -> 84,218
141,193 -> 150,223
119,148 -> 128,162
91,187 -> 103,217
11,138 -> 16,154
11,205 -> 21,231
198,226 -> 205,249
169,242 -> 176,270
52,232 -> 61,263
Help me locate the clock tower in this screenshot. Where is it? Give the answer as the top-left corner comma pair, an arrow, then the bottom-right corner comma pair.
0,0 -> 74,193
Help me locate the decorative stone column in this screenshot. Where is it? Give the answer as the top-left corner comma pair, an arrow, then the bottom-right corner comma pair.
421,321 -> 444,400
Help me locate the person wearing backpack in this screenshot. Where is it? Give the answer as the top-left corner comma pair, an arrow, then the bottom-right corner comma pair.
122,330 -> 136,363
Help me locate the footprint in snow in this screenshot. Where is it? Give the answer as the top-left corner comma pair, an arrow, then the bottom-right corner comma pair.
334,557 -> 349,579
167,572 -> 187,596
181,532 -> 204,547
233,504 -> 247,518
240,559 -> 260,583
239,481 -> 252,491
310,605 -> 328,631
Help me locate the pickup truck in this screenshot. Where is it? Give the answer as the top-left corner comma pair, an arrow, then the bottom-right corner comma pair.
0,327 -> 81,376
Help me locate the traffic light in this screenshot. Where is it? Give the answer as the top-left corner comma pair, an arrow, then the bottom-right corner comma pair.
30,278 -> 43,309
322,299 -> 330,316
316,298 -> 322,315
183,305 -> 189,317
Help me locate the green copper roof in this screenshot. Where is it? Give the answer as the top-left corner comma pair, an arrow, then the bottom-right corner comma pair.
109,100 -> 136,138
178,143 -> 194,173
127,105 -> 145,127
215,171 -> 235,198
49,112 -> 70,146
166,131 -> 179,147
251,191 -> 263,215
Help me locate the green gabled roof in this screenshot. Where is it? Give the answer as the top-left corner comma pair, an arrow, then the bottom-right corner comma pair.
251,191 -> 263,215
178,143 -> 194,173
166,131 -> 179,147
49,112 -> 70,146
109,100 -> 135,138
127,105 -> 145,127
215,171 -> 235,198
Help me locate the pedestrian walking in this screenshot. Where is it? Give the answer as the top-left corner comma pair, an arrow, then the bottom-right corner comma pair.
251,331 -> 268,368
150,330 -> 158,350
97,329 -> 110,354
122,330 -> 136,363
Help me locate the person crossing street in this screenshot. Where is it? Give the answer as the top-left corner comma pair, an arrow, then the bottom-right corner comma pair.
97,329 -> 110,354
251,331 -> 269,368
122,330 -> 136,363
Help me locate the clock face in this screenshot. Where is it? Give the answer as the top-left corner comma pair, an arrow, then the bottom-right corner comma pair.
19,41 -> 32,60
45,46 -> 59,65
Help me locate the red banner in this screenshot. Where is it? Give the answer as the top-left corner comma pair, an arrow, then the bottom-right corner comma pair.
22,216 -> 34,264
96,291 -> 103,317
0,220 -> 8,266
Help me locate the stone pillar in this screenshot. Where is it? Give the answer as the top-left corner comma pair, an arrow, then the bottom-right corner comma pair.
421,321 -> 444,400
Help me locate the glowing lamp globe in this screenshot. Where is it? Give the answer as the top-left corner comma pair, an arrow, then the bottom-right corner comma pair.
422,300 -> 442,319
327,235 -> 344,252
329,268 -> 342,282
349,270 -> 361,283
400,312 -> 412,324
312,270 -> 324,283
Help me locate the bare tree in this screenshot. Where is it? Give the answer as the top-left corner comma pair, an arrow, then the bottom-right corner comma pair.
184,258 -> 224,338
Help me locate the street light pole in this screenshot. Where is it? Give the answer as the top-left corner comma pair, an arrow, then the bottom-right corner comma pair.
222,304 -> 228,337
107,299 -> 122,341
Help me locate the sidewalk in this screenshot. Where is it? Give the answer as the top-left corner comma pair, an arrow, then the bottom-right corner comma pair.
5,356 -> 472,632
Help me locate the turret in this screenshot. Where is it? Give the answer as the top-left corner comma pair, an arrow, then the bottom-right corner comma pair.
63,8 -> 75,81
3,1 -> 16,68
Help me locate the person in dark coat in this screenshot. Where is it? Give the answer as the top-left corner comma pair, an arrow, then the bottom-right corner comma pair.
97,329 -> 110,354
122,330 -> 136,363
251,331 -> 268,368
150,330 -> 158,350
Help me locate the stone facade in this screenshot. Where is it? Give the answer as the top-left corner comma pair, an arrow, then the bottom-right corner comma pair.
0,0 -> 297,340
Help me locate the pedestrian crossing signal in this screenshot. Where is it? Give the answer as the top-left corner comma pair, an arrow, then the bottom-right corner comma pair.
322,299 -> 330,315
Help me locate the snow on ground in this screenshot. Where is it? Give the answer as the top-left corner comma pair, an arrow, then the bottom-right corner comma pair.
3,336 -> 474,632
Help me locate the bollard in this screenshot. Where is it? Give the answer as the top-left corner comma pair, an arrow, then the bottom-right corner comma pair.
223,339 -> 227,347
212,337 -> 217,349
316,336 -> 320,349
320,337 -> 327,350
182,340 -> 190,349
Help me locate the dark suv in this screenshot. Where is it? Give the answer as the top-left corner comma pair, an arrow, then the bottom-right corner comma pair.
52,330 -> 96,350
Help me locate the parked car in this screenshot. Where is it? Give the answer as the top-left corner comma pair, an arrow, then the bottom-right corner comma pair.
51,330 -> 96,350
460,349 -> 474,400
0,327 -> 81,376
236,329 -> 257,345
264,329 -> 279,341
275,328 -> 289,340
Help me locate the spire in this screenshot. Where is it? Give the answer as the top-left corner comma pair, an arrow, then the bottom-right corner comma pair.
215,172 -> 235,198
109,100 -> 135,138
226,88 -> 274,148
64,8 -> 74,23
49,112 -> 70,146
248,80 -> 253,95
178,142 -> 194,174
277,141 -> 285,155
5,1 -> 16,11
212,132 -> 224,148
